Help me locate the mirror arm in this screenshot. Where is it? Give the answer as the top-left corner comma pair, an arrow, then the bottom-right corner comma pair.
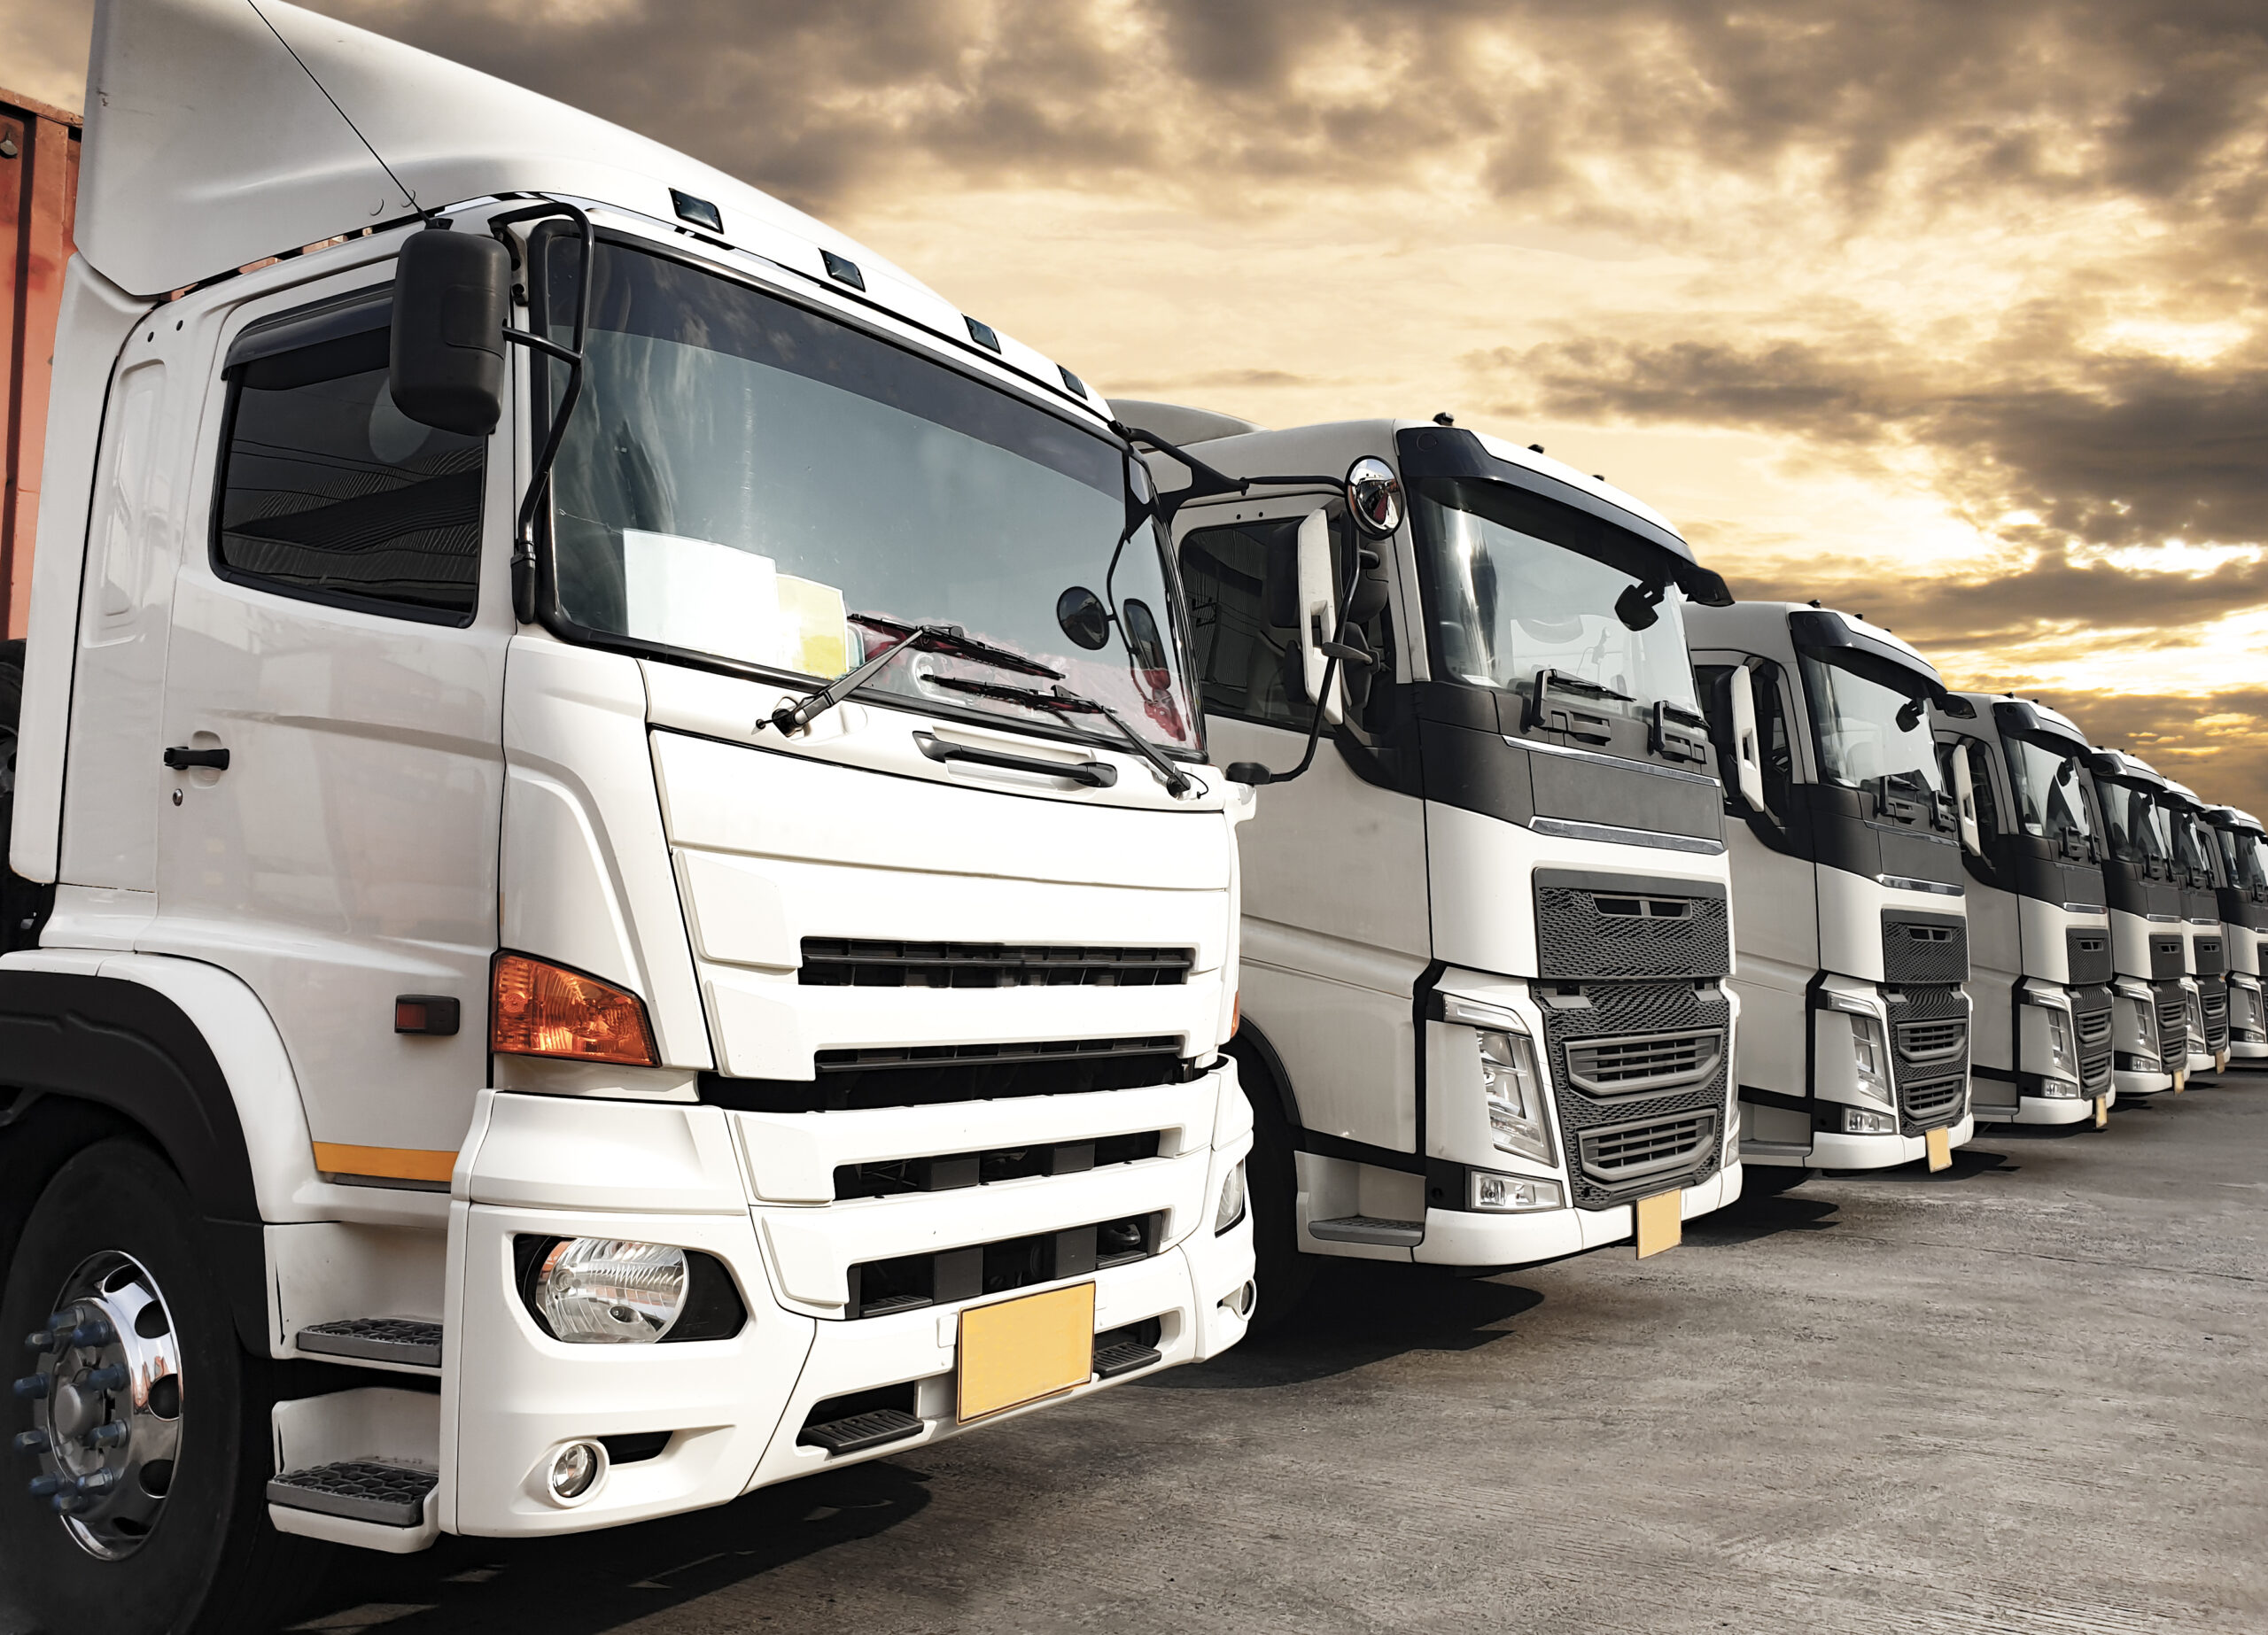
486,199 -> 595,624
1112,421 -> 1337,521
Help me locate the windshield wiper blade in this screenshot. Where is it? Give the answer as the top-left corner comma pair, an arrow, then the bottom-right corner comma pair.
765,615 -> 1062,736
928,676 -> 1195,797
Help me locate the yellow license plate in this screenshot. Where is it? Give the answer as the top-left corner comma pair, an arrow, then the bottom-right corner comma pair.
2094,1096 -> 2109,1128
2173,1070 -> 2187,1093
1924,1127 -> 1952,1172
957,1282 -> 1095,1423
1635,1189 -> 1682,1258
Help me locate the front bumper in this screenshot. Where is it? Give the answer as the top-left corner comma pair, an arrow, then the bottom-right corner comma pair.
1414,1163 -> 1742,1267
440,1073 -> 1253,1538
1808,1112 -> 1975,1171
2008,1092 -> 2104,1126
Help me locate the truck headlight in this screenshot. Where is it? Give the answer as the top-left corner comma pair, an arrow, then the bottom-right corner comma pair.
1469,1171 -> 1564,1212
1477,1028 -> 1554,1164
530,1238 -> 689,1344
1841,1106 -> 1897,1135
1850,1014 -> 1892,1103
2043,1006 -> 2075,1075
1214,1160 -> 1247,1234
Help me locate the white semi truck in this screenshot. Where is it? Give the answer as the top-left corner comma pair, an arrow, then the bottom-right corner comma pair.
0,4 -> 1255,1629
2163,781 -> 2232,1073
1117,404 -> 1745,1307
2203,804 -> 2268,1063
1929,695 -> 2115,1125
1686,602 -> 1975,1173
2081,749 -> 2187,1097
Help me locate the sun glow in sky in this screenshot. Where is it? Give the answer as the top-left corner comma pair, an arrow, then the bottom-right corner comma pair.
10,0 -> 2265,807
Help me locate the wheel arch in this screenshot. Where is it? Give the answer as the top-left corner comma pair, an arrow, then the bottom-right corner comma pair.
0,955 -> 318,1352
1226,1017 -> 1303,1133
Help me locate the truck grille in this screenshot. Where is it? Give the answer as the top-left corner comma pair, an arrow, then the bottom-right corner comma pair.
2195,937 -> 2225,977
1899,1075 -> 1966,1125
2149,937 -> 2185,980
1534,877 -> 1730,980
2155,989 -> 2186,1058
1540,980 -> 1730,1208
834,1131 -> 1162,1200
801,939 -> 1191,988
2076,1006 -> 2112,1048
850,1212 -> 1164,1319
1882,911 -> 1968,984
2202,979 -> 2228,1051
2066,929 -> 2112,987
700,1035 -> 1194,1113
1889,985 -> 1968,1134
1564,1030 -> 1725,1096
1577,1112 -> 1719,1186
2076,987 -> 2114,1095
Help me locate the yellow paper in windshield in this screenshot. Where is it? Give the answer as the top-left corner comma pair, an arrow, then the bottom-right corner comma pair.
776,575 -> 850,678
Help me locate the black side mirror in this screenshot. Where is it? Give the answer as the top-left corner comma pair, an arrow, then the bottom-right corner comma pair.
391,227 -> 510,435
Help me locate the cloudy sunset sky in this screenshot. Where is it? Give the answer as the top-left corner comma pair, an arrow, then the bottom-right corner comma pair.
10,0 -> 2265,809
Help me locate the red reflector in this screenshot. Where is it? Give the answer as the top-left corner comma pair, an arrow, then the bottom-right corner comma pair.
491,955 -> 658,1066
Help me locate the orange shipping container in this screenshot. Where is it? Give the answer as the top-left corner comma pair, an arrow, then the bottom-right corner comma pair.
0,89 -> 82,640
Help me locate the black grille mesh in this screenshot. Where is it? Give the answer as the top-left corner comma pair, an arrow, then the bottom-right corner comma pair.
2149,936 -> 2185,980
1889,984 -> 1968,1134
802,939 -> 1190,988
1883,912 -> 1969,984
1540,981 -> 1730,1208
1534,887 -> 1730,981
2196,937 -> 2225,977
2202,977 -> 2228,1051
2066,929 -> 2113,987
2075,985 -> 2115,1094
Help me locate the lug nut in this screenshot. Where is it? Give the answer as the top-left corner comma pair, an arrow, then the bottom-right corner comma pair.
11,1375 -> 49,1399
26,1329 -> 58,1352
88,1423 -> 129,1450
27,1473 -> 62,1497
12,1430 -> 50,1454
68,1320 -> 116,1349
82,1367 -> 128,1393
51,1492 -> 89,1515
73,1469 -> 118,1496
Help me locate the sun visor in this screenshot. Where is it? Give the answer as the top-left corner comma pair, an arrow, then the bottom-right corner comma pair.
1992,698 -> 2089,759
78,0 -> 918,301
1788,608 -> 1944,700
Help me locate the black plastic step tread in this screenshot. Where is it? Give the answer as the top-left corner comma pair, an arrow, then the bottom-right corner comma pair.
1092,1340 -> 1162,1380
799,1408 -> 924,1455
268,1461 -> 436,1526
297,1318 -> 443,1368
1308,1215 -> 1425,1245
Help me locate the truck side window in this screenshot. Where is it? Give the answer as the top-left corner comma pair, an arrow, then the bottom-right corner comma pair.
1967,741 -> 2002,846
214,326 -> 486,622
1178,512 -> 1392,734
1750,660 -> 1794,821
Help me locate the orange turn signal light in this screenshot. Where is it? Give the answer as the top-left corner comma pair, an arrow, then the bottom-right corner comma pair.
491,953 -> 659,1066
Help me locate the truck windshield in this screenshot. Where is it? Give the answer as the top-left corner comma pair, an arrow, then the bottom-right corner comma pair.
540,236 -> 1197,751
2003,734 -> 2096,845
2171,811 -> 2218,885
1797,651 -> 1946,799
1409,477 -> 1700,719
2218,827 -> 2268,893
2097,780 -> 2172,869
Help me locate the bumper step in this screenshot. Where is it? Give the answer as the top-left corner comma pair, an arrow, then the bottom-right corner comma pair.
1092,1339 -> 1162,1379
268,1461 -> 436,1527
296,1318 -> 442,1369
1309,1215 -> 1424,1246
799,1408 -> 925,1456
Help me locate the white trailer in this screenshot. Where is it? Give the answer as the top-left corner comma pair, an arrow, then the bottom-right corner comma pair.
0,4 -> 1254,1628
1686,602 -> 1976,1173
1121,406 -> 1744,1306
1930,695 -> 2116,1125
2081,749 -> 2187,1096
2202,805 -> 2268,1062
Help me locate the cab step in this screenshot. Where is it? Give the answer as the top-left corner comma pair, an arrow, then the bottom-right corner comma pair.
1091,1338 -> 1162,1379
798,1408 -> 924,1456
267,1461 -> 436,1527
1308,1215 -> 1425,1246
296,1318 -> 442,1369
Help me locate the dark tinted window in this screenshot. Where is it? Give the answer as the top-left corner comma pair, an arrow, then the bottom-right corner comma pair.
215,326 -> 485,621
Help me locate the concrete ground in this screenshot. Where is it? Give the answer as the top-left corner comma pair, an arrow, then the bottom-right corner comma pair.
48,1075 -> 2268,1633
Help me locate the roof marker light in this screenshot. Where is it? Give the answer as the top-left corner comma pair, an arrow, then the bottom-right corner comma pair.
670,190 -> 723,233
1060,365 -> 1088,398
966,317 -> 1002,353
821,250 -> 866,291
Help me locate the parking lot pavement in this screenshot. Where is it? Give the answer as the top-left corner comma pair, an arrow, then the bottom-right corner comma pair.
74,1073 -> 2268,1634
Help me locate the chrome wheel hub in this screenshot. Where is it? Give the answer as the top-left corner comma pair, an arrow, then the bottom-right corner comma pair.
11,1251 -> 183,1560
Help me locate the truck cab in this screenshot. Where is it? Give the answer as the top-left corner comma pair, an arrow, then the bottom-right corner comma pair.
1126,405 -> 1744,1303
2162,782 -> 2232,1074
1930,695 -> 2115,1125
1687,601 -> 1975,1172
2202,804 -> 2268,1062
2082,748 -> 2186,1096
0,5 -> 1252,1630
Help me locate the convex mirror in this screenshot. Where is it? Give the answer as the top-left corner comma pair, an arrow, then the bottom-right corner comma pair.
1347,457 -> 1402,538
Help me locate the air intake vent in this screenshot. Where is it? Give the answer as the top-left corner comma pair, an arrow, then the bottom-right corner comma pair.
1899,1075 -> 1965,1125
1564,1030 -> 1724,1096
1577,1112 -> 1718,1184
1895,1018 -> 1967,1063
1883,911 -> 1968,983
801,940 -> 1191,988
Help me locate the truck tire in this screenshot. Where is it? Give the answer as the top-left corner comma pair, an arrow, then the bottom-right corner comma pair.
1236,1057 -> 1318,1332
1,1140 -> 329,1634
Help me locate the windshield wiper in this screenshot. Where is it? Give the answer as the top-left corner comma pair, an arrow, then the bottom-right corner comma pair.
765,614 -> 1062,736
928,676 -> 1195,797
